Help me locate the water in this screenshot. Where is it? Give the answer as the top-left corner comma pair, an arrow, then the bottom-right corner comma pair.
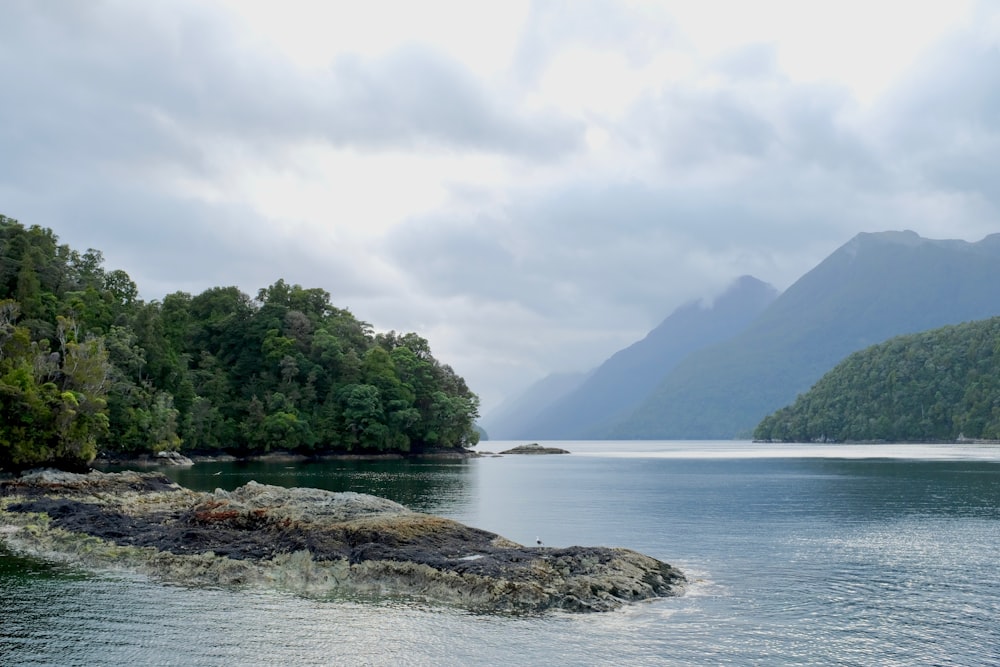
3,441 -> 1000,666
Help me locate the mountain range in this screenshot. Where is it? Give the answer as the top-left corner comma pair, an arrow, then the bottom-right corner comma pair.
485,230 -> 1000,440
482,276 -> 778,439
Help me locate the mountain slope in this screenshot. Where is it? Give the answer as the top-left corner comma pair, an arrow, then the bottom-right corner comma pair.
480,371 -> 588,440
506,276 -> 779,439
607,230 -> 1000,439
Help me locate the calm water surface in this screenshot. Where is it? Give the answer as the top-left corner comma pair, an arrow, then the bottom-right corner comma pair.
3,441 -> 999,666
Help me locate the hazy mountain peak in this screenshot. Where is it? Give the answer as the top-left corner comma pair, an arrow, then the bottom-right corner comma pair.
848,229 -> 1000,255
492,275 -> 778,439
858,229 -> 923,245
610,229 -> 1000,439
705,275 -> 778,307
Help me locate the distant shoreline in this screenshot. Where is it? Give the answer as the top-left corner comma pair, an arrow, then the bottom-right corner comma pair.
752,438 -> 1000,445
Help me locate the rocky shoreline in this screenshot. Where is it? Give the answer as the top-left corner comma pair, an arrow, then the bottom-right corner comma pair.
95,447 -> 482,468
0,470 -> 684,613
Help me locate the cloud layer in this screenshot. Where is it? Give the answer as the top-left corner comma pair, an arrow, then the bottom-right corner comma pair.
2,0 -> 998,411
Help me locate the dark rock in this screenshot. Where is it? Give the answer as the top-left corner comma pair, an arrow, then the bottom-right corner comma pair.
499,443 -> 571,455
0,470 -> 684,613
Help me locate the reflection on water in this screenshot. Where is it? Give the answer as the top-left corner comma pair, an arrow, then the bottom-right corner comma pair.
160,458 -> 476,516
5,443 -> 1000,666
806,458 -> 1000,520
533,438 -> 1000,461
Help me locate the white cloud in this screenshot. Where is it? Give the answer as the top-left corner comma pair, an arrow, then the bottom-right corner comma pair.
663,0 -> 976,105
1,0 -> 997,414
216,0 -> 532,75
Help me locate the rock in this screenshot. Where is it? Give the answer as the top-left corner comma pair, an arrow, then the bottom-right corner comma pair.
409,448 -> 480,459
499,443 -> 571,455
0,470 -> 684,613
95,451 -> 195,467
156,451 -> 195,467
5,468 -> 182,495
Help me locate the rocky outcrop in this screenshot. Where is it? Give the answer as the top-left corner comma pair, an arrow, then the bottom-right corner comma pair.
499,443 -> 571,455
0,470 -> 684,613
95,450 -> 195,467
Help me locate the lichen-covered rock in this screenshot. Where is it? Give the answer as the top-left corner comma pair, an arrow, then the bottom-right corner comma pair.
0,470 -> 685,613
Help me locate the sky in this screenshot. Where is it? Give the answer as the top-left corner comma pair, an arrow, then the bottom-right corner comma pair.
3,0 -> 1000,415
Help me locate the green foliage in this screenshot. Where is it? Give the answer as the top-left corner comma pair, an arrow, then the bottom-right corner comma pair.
0,302 -> 110,470
0,214 -> 480,470
754,317 -> 1000,442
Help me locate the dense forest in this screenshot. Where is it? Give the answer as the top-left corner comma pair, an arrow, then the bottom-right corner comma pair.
0,215 -> 480,471
754,317 -> 1000,442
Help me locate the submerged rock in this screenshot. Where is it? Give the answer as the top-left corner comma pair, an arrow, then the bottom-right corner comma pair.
0,470 -> 684,613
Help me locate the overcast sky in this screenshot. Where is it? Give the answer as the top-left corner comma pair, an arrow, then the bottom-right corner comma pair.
3,1 -> 999,413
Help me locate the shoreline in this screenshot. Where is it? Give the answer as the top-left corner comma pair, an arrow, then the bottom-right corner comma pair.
94,447 -> 483,468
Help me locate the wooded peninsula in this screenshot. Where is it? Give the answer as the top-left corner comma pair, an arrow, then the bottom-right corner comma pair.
754,317 -> 1000,443
0,215 -> 480,471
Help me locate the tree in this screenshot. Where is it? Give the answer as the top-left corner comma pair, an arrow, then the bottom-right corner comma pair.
0,214 -> 482,469
755,317 -> 1000,442
0,315 -> 111,470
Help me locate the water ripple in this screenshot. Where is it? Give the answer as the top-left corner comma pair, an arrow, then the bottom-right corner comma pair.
4,451 -> 1000,666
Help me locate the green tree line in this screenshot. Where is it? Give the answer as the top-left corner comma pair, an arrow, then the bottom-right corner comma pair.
0,215 -> 479,470
754,317 -> 1000,442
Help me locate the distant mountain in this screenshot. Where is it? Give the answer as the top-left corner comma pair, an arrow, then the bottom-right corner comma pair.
754,317 -> 1000,442
492,276 -> 778,440
480,371 -> 588,440
607,230 -> 1000,439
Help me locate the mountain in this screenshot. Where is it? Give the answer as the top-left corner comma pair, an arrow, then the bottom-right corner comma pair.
480,371 -> 589,440
606,230 -> 1000,439
490,275 -> 778,440
754,317 -> 1000,442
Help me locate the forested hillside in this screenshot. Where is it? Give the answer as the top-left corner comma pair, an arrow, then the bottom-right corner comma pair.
0,215 -> 479,471
754,317 -> 1000,442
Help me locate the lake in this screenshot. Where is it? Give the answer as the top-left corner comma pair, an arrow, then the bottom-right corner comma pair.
3,441 -> 999,666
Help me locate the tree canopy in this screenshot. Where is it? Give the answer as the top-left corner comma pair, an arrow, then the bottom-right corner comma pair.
754,317 -> 1000,443
0,214 -> 479,471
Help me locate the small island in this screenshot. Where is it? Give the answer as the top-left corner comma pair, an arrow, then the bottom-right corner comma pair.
0,470 -> 685,613
499,443 -> 571,455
